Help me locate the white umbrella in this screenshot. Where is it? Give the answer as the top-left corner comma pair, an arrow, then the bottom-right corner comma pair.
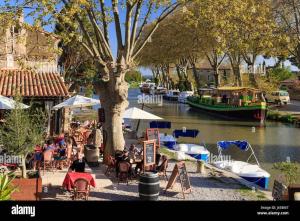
52,95 -> 100,110
123,107 -> 162,132
123,107 -> 162,120
0,95 -> 30,110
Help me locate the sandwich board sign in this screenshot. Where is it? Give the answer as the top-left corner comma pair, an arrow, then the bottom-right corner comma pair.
143,139 -> 156,171
165,161 -> 191,199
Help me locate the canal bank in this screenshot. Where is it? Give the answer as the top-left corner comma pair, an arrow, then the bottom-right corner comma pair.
126,89 -> 300,190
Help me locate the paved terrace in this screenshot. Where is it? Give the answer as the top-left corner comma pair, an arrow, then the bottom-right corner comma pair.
41,158 -> 272,201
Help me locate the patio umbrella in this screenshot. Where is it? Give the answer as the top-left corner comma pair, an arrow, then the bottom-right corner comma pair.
123,107 -> 162,132
0,95 -> 30,110
52,95 -> 100,110
123,107 -> 162,120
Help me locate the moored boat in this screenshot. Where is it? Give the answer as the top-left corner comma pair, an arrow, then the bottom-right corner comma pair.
213,140 -> 270,189
178,91 -> 194,103
163,90 -> 180,101
187,87 -> 267,122
172,129 -> 210,161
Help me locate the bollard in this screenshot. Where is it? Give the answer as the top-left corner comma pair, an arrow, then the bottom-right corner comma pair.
197,160 -> 205,174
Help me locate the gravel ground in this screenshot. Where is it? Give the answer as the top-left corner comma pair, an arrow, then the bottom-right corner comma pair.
41,160 -> 267,201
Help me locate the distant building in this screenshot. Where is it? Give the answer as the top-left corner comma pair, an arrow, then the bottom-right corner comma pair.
192,59 -> 232,87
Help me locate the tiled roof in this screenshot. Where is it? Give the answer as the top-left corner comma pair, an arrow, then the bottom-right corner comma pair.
0,69 -> 69,98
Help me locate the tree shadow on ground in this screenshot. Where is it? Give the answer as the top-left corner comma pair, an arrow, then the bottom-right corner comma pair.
88,191 -> 139,201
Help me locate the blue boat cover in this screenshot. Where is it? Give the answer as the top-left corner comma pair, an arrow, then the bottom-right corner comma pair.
149,121 -> 171,129
173,129 -> 199,138
217,140 -> 249,151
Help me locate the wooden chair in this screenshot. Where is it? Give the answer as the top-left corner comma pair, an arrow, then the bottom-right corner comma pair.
288,184 -> 300,200
157,159 -> 169,181
118,161 -> 131,185
72,178 -> 90,200
105,156 -> 116,176
42,150 -> 55,175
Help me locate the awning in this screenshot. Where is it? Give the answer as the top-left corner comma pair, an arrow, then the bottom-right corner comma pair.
217,140 -> 249,151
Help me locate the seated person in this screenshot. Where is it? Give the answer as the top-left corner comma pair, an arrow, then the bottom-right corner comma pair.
44,138 -> 56,152
156,155 -> 168,172
129,144 -> 137,159
155,152 -> 161,166
33,145 -> 43,170
54,143 -> 67,169
69,153 -> 85,173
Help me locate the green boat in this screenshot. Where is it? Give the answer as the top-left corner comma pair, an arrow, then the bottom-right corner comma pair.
187,87 -> 267,123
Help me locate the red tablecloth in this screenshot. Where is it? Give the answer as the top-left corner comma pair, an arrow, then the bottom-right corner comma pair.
62,172 -> 96,191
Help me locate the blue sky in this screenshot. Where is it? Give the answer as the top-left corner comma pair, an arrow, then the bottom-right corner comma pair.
1,1 -> 298,76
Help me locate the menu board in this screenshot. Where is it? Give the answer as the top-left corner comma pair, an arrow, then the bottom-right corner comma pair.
165,161 -> 191,199
143,140 -> 156,167
146,128 -> 160,148
177,162 -> 191,193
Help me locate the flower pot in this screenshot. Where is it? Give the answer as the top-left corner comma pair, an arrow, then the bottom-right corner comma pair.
11,177 -> 42,201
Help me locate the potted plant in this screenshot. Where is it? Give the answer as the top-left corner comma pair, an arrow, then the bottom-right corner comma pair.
0,172 -> 17,200
273,161 -> 299,200
0,95 -> 47,200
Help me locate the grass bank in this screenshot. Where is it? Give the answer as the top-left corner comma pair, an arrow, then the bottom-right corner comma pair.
267,109 -> 300,125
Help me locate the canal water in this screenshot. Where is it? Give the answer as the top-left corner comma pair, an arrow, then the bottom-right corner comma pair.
128,88 -> 300,189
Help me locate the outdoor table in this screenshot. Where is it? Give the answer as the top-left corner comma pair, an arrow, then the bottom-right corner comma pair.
62,172 -> 96,191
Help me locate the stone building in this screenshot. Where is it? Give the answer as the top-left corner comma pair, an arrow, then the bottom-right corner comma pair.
0,14 -> 69,135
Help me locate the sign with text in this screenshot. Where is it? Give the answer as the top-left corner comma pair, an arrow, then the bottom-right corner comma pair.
165,161 -> 191,199
143,140 -> 156,167
146,128 -> 160,148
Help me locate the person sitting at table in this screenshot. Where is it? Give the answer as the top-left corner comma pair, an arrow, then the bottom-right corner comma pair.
129,144 -> 137,159
65,136 -> 73,166
54,143 -> 67,170
44,138 -> 55,152
69,153 -> 85,172
33,144 -> 43,171
156,155 -> 168,172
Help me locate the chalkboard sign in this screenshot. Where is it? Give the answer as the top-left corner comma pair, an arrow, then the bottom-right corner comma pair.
143,140 -> 156,167
272,180 -> 286,201
146,128 -> 160,148
177,162 -> 191,194
165,161 -> 191,199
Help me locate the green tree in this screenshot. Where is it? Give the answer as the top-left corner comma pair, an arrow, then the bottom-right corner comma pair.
0,96 -> 47,178
269,67 -> 293,82
5,0 -> 188,157
125,69 -> 142,82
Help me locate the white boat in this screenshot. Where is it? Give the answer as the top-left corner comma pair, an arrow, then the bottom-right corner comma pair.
213,140 -> 270,189
150,86 -> 167,95
172,129 -> 210,161
159,133 -> 177,149
163,90 -> 180,101
178,91 -> 194,103
173,143 -> 209,161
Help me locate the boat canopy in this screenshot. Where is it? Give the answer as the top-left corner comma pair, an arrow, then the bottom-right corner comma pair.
173,129 -> 199,138
217,140 -> 249,151
149,121 -> 171,129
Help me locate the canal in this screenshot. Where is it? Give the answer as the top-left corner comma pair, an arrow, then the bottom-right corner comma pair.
128,88 -> 300,189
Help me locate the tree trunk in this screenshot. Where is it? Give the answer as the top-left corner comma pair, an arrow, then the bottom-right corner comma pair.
191,64 -> 201,91
214,67 -> 220,87
95,72 -> 129,162
21,155 -> 27,178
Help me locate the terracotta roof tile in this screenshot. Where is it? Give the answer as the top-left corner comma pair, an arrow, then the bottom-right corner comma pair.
0,69 -> 69,98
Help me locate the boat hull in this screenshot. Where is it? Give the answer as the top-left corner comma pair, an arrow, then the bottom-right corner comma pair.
240,176 -> 269,189
187,100 -> 267,122
163,95 -> 179,101
187,153 -> 209,161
